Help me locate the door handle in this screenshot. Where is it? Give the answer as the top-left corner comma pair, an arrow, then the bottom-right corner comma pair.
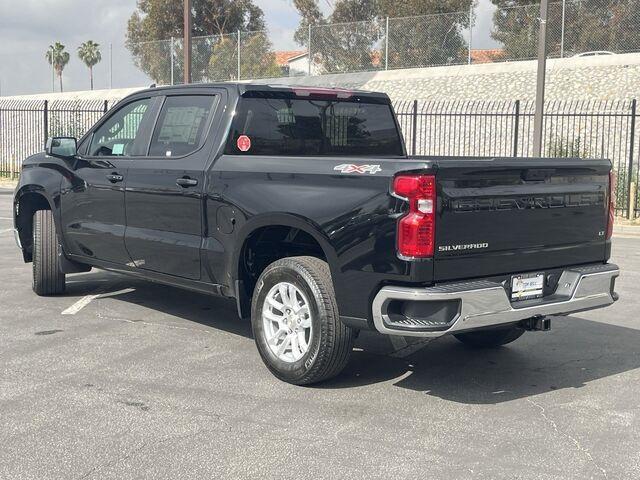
106,173 -> 124,183
176,177 -> 198,188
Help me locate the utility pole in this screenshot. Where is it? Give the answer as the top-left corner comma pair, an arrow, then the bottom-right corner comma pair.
532,0 -> 549,157
183,0 -> 192,84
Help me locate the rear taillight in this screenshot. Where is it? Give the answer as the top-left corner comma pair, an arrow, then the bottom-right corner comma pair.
606,170 -> 616,240
393,174 -> 436,258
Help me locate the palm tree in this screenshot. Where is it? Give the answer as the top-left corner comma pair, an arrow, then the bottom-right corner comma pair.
77,41 -> 102,90
45,42 -> 70,92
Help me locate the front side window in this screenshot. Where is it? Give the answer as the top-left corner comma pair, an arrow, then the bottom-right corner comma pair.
148,95 -> 215,157
89,98 -> 152,156
225,95 -> 403,156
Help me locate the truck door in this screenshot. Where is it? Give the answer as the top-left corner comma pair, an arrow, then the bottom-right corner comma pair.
60,96 -> 158,265
124,93 -> 219,280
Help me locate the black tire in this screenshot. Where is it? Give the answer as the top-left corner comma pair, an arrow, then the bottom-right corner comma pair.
251,256 -> 355,385
32,210 -> 66,296
454,326 -> 525,348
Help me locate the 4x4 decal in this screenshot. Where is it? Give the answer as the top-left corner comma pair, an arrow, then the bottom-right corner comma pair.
334,164 -> 382,175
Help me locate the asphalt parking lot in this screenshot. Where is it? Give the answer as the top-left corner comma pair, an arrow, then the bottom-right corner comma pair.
1,189 -> 639,480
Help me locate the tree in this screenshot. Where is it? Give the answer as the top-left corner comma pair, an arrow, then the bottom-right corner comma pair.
45,42 -> 70,93
77,41 -> 102,90
293,0 -> 474,73
126,0 -> 267,84
207,31 -> 281,81
490,0 -> 640,59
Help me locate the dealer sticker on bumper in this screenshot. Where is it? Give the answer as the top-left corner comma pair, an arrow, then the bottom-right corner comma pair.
511,273 -> 544,301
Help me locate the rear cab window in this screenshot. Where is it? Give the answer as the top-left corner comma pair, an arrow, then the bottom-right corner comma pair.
225,89 -> 404,157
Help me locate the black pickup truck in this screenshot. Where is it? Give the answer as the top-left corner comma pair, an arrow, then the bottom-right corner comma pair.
13,83 -> 619,384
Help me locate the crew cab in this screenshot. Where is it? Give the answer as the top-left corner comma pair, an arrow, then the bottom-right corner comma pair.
13,83 -> 619,384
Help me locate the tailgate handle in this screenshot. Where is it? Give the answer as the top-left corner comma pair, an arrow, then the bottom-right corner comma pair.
523,168 -> 555,181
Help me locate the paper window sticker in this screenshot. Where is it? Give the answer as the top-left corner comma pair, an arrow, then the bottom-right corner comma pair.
112,144 -> 124,155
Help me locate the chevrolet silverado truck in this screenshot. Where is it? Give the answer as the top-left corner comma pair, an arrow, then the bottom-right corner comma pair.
13,83 -> 619,385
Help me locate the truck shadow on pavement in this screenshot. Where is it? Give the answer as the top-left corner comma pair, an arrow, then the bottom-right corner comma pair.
66,271 -> 640,404
328,320 -> 640,403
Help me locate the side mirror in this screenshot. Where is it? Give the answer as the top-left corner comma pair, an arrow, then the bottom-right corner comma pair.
45,137 -> 77,158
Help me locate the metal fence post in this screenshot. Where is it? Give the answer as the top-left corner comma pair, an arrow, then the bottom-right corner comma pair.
468,4 -> 473,65
512,100 -> 520,157
170,36 -> 175,85
412,100 -> 418,156
103,100 -> 108,114
43,100 -> 48,146
308,24 -> 312,76
385,17 -> 389,71
237,30 -> 241,80
560,0 -> 566,58
627,99 -> 637,219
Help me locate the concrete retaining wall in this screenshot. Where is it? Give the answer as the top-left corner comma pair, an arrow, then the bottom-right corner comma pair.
4,52 -> 640,104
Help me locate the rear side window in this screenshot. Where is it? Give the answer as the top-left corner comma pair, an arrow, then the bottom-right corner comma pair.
225,96 -> 403,156
149,95 -> 215,157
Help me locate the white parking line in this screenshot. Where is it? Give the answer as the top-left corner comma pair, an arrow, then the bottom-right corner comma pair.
0,217 -> 13,220
61,294 -> 102,315
0,228 -> 14,234
61,287 -> 135,315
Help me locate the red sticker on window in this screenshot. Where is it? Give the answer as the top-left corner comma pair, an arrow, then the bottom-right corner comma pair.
237,135 -> 251,152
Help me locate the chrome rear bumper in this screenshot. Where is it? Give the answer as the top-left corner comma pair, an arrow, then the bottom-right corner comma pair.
372,263 -> 619,337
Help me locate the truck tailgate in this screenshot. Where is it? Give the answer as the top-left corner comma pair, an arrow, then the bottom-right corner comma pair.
432,157 -> 611,282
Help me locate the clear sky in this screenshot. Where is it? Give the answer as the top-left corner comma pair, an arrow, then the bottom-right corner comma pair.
0,0 -> 498,97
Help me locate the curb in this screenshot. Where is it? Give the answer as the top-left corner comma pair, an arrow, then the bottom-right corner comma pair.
613,225 -> 640,238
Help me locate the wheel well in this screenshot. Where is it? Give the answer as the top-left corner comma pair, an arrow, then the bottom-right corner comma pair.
238,225 -> 326,309
16,192 -> 51,262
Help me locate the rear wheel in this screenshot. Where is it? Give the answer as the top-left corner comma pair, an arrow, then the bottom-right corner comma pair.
454,326 -> 525,348
251,256 -> 354,385
32,210 -> 66,296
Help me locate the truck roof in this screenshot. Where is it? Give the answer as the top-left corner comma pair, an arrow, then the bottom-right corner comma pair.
135,82 -> 390,101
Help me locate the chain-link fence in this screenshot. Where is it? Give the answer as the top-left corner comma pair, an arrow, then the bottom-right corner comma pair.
126,30 -> 285,85
121,0 -> 640,85
2,0 -> 639,96
492,0 -> 640,62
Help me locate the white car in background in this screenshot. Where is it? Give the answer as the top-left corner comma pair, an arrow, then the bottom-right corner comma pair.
573,51 -> 616,57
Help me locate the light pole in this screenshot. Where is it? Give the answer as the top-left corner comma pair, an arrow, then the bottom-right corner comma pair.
183,0 -> 192,84
533,0 -> 550,157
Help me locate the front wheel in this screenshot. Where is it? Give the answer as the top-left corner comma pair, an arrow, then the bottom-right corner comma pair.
32,209 -> 66,296
454,326 -> 525,348
251,256 -> 354,385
